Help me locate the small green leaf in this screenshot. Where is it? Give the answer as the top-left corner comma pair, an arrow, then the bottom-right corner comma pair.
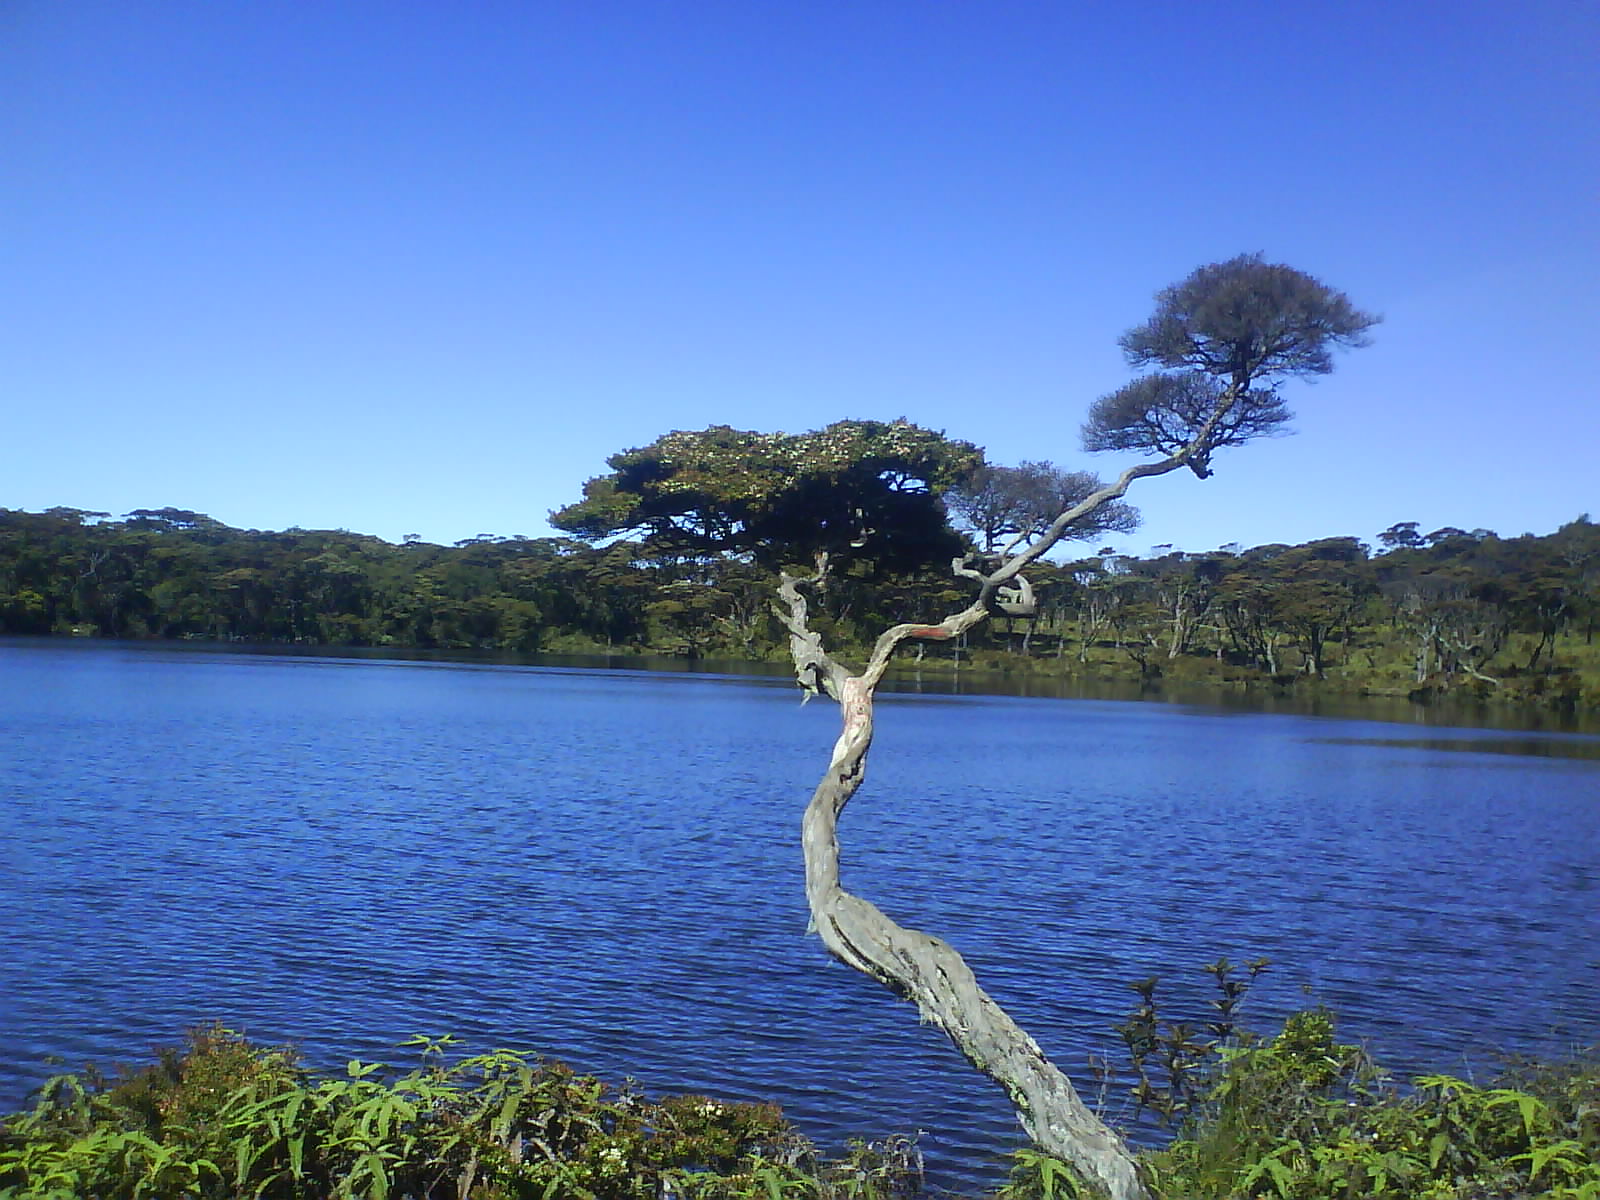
1429,1131 -> 1448,1169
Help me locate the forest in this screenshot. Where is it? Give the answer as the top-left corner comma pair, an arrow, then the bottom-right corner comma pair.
2,502 -> 1596,714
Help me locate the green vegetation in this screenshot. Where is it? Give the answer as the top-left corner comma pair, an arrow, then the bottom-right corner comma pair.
6,1005 -> 1594,1199
4,505 -> 1597,716
1098,963 -> 1600,1199
0,1026 -> 923,1200
955,519 -> 1600,717
549,420 -> 983,574
1148,1019 -> 1600,1199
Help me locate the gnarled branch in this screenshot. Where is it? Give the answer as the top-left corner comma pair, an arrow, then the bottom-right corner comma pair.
787,426 -> 1251,1200
798,663 -> 1148,1200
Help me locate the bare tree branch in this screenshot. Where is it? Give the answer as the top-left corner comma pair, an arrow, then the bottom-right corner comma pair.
774,566 -> 852,702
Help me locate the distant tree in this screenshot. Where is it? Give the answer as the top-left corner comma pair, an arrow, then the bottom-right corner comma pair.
124,508 -> 220,532
1386,571 -> 1509,687
1063,557 -> 1130,663
1378,521 -> 1423,551
1269,540 -> 1375,676
1216,564 -> 1290,674
1135,550 -> 1226,659
43,507 -> 112,525
1084,253 -> 1378,478
1554,515 -> 1600,644
945,461 -> 1137,555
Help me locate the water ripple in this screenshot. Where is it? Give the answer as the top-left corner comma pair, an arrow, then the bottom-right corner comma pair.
2,641 -> 1597,1188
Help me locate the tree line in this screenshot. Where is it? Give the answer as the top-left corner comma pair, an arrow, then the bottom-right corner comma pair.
1009,518 -> 1599,700
1,504 -> 1596,701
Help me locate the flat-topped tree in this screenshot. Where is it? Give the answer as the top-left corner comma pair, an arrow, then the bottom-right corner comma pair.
552,420 -> 983,575
553,257 -> 1375,1200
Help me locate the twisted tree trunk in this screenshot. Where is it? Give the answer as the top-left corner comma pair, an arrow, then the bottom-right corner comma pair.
771,420 -> 1240,1200
776,598 -> 1151,1195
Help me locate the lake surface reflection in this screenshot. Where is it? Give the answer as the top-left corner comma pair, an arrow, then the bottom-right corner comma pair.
2,639 -> 1597,1185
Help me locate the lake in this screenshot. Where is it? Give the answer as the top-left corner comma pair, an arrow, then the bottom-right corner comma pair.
2,638 -> 1597,1185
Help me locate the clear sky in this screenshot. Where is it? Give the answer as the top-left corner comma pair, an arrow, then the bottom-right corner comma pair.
4,0 -> 1596,555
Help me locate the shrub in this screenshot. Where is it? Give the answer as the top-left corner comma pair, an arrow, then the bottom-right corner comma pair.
0,1027 -> 923,1200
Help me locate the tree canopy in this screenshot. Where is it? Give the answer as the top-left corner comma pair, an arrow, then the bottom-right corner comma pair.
1084,253 -> 1379,477
549,419 -> 983,573
945,461 -> 1138,555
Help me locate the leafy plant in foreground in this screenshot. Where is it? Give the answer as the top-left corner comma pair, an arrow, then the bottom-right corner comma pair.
1104,957 -> 1272,1127
0,1026 -> 925,1200
1144,1013 -> 1600,1199
5,1016 -> 1596,1200
1002,967 -> 1600,1200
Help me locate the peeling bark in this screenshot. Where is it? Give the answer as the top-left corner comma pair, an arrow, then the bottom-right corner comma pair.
793,666 -> 1148,1198
770,411 -> 1243,1200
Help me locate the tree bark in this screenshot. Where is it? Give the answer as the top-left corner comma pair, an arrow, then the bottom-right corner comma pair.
800,677 -> 1148,1199
777,604 -> 1151,1196
771,416 -> 1239,1200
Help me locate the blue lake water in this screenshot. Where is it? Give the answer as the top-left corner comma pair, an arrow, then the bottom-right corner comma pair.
1,639 -> 1597,1185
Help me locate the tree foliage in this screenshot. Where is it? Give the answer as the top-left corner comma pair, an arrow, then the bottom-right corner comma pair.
945,461 -> 1138,555
549,420 -> 983,573
1084,253 -> 1379,477
1082,371 -> 1291,465
5,505 -> 1596,707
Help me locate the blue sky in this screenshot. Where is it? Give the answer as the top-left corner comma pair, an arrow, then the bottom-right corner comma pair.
4,1 -> 1595,554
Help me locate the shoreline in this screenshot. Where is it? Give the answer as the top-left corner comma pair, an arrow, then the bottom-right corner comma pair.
6,631 -> 1598,736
